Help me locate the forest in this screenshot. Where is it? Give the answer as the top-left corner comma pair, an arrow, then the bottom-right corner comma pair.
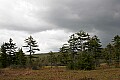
0,30 -> 120,70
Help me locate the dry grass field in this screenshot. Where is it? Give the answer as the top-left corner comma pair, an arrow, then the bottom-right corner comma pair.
0,67 -> 120,80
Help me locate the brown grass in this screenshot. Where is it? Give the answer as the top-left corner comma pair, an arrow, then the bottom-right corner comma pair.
0,67 -> 120,80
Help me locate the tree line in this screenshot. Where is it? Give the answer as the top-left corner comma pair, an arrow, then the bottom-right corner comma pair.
0,36 -> 39,68
0,30 -> 120,70
48,30 -> 120,70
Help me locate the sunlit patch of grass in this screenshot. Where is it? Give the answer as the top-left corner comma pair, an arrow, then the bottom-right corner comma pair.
42,66 -> 66,69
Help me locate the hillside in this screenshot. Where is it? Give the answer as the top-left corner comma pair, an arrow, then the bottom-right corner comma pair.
32,52 -> 60,58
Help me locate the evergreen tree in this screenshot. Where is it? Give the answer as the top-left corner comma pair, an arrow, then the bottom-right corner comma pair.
61,30 -> 94,70
48,51 -> 56,68
68,34 -> 78,69
68,34 -> 78,53
88,35 -> 102,67
0,43 -> 8,68
77,51 -> 95,70
5,38 -> 17,66
23,36 -> 40,66
76,30 -> 90,52
112,35 -> 120,67
60,44 -> 69,53
104,43 -> 113,66
68,31 -> 90,70
60,30 -> 102,70
59,44 -> 70,65
15,48 -> 26,67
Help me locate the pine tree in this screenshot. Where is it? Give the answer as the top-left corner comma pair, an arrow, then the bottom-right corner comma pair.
0,43 -> 8,68
112,35 -> 120,67
60,30 -> 102,70
23,36 -> 40,66
5,38 -> 17,66
104,43 -> 113,66
88,35 -> 102,67
48,51 -> 56,68
15,48 -> 26,67
66,30 -> 91,70
60,44 -> 69,53
59,44 -> 70,65
68,34 -> 78,69
68,34 -> 78,53
77,51 -> 95,70
76,30 -> 90,52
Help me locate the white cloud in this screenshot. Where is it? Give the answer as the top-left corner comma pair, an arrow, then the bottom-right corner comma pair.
0,0 -> 57,32
32,29 -> 72,53
0,29 -> 72,53
0,29 -> 28,47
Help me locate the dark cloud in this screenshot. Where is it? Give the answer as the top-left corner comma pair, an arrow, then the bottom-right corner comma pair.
0,0 -> 120,48
44,0 -> 120,32
38,0 -> 120,46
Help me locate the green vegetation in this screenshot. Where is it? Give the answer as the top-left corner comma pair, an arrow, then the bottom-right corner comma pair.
0,30 -> 120,79
15,48 -> 26,67
0,30 -> 120,70
0,38 -> 26,68
23,36 -> 40,66
48,51 -> 57,68
59,30 -> 102,70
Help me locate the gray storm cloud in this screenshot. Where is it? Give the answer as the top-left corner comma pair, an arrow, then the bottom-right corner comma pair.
0,0 -> 120,48
44,0 -> 120,32
42,0 -> 120,45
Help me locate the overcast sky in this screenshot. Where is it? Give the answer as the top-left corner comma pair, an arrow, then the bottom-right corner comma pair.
0,0 -> 120,53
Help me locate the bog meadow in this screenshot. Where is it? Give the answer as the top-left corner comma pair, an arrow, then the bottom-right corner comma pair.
0,30 -> 120,80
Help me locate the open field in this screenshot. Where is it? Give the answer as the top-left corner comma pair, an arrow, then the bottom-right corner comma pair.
0,67 -> 120,80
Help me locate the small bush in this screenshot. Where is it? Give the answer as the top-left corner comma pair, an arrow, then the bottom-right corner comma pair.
32,66 -> 39,70
67,62 -> 74,70
9,65 -> 26,69
67,52 -> 95,70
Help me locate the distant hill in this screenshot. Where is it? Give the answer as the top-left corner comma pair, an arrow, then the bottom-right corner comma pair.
32,52 -> 60,59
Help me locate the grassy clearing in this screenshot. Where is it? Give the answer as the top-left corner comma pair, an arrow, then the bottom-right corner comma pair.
0,67 -> 120,80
